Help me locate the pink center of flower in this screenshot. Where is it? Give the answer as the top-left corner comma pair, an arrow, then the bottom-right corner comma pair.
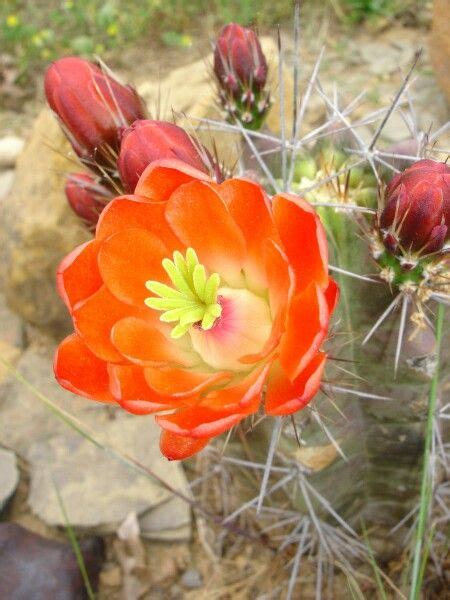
189,287 -> 272,371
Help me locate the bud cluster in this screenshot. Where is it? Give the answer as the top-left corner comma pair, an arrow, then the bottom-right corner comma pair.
214,24 -> 271,130
45,57 -> 223,228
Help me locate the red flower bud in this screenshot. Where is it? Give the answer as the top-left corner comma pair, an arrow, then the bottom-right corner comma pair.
45,57 -> 147,169
118,120 -> 213,192
65,173 -> 113,229
214,24 -> 268,91
214,24 -> 270,130
379,159 -> 450,256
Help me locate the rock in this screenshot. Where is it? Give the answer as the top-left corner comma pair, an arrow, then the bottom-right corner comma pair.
0,344 -> 191,537
0,345 -> 105,455
137,37 -> 294,169
0,522 -> 104,599
0,110 -> 90,337
430,0 -> 450,105
139,494 -> 191,541
145,524 -> 191,542
378,110 -> 411,144
0,448 -> 19,511
180,568 -> 203,589
0,169 -> 14,199
0,292 -> 25,385
359,40 -> 419,76
27,417 -> 189,533
99,565 -> 122,588
0,135 -> 24,168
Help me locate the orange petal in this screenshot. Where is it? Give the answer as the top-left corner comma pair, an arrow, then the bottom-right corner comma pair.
57,240 -> 102,311
324,277 -> 339,314
279,283 -> 329,381
144,366 -> 232,399
239,242 -> 292,365
273,193 -> 328,292
122,400 -> 169,415
108,364 -> 173,414
156,406 -> 244,439
54,333 -> 115,403
265,353 -> 326,416
96,195 -> 181,250
108,364 -> 165,401
204,363 -> 270,411
98,228 -> 170,306
159,430 -> 209,460
111,316 -> 196,367
265,239 -> 293,319
155,366 -> 269,441
135,158 -> 211,201
219,178 -> 277,290
72,285 -> 146,362
165,180 -> 246,286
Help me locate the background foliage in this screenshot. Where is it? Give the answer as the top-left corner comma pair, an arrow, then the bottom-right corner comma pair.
0,0 -> 426,88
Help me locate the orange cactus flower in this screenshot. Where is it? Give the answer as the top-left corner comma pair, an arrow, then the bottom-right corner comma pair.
54,160 -> 338,460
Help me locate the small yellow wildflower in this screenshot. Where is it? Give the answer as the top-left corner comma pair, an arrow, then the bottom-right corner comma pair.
106,23 -> 118,37
6,15 -> 20,28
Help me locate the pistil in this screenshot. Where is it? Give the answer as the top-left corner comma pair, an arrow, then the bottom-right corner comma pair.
145,248 -> 223,339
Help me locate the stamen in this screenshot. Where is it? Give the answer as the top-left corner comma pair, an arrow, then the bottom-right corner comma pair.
145,248 -> 223,339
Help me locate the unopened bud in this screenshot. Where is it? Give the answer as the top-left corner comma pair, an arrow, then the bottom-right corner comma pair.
379,160 -> 450,256
45,57 -> 146,170
65,173 -> 112,229
213,23 -> 270,130
118,120 -> 218,192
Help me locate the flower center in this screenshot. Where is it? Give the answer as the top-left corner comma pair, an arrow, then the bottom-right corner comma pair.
145,248 -> 223,339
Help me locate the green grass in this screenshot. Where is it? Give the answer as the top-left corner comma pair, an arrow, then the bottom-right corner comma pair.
0,0 -> 292,86
409,303 -> 445,599
53,481 -> 96,600
0,0 -> 425,90
330,0 -> 420,23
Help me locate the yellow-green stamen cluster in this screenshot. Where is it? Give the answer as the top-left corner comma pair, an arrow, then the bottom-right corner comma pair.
145,248 -> 222,339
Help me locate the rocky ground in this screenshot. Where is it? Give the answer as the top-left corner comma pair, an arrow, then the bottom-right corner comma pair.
0,18 -> 449,599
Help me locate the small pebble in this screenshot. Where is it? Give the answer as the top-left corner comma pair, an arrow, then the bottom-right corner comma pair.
0,136 -> 24,168
180,568 -> 203,589
0,170 -> 14,200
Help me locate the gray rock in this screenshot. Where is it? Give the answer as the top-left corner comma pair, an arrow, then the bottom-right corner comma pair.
0,110 -> 90,337
379,111 -> 411,144
359,41 -> 419,76
0,169 -> 14,200
27,417 -> 188,533
0,345 -> 107,455
0,292 -> 25,386
140,494 -> 191,541
0,448 -> 19,511
180,569 -> 203,589
0,345 -> 191,537
0,136 -> 24,168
